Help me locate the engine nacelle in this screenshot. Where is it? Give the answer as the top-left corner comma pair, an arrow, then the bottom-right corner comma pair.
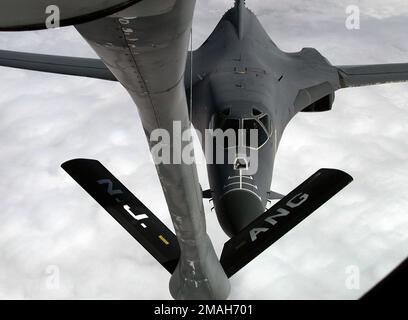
302,93 -> 335,112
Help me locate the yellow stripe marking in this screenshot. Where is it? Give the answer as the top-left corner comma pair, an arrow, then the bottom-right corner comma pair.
159,235 -> 170,245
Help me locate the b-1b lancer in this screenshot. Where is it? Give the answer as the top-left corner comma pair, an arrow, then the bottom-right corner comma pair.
0,0 -> 407,300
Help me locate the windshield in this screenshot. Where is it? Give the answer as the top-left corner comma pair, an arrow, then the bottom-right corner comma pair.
213,112 -> 271,149
214,117 -> 240,148
243,119 -> 268,148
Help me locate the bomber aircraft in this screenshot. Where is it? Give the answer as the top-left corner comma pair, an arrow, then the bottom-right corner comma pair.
0,0 -> 407,300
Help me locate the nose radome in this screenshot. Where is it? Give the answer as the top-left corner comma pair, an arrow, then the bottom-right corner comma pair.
216,189 -> 265,238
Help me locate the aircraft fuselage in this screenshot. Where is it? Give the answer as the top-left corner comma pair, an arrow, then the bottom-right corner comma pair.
190,6 -> 294,236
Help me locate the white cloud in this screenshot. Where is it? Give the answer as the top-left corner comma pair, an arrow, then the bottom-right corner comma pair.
0,0 -> 407,299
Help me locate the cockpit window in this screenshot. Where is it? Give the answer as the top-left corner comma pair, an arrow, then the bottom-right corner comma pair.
214,116 -> 239,148
243,119 -> 268,148
252,108 -> 262,116
222,119 -> 240,149
222,119 -> 240,133
212,111 -> 272,149
259,114 -> 271,133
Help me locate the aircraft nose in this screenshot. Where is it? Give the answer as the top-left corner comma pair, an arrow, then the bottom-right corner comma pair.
216,190 -> 265,237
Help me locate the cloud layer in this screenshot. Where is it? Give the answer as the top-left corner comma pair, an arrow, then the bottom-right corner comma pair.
0,0 -> 407,299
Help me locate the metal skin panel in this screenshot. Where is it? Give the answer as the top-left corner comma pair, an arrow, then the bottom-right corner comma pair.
74,0 -> 230,300
0,50 -> 117,81
338,64 -> 408,88
188,5 -> 342,237
220,169 -> 353,278
0,0 -> 142,31
61,159 -> 181,274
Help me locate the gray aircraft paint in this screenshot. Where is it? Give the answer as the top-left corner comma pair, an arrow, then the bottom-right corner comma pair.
0,0 -> 408,300
0,0 -> 142,31
184,2 -> 408,238
186,3 -> 340,238
73,0 -> 230,300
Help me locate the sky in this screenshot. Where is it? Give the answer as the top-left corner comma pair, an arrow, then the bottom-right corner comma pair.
0,0 -> 408,300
